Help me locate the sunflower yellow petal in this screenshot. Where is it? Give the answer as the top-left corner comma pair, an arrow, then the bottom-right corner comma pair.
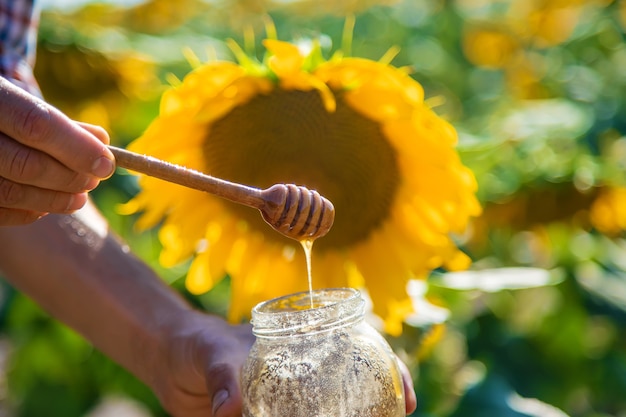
158,195 -> 215,267
316,58 -> 423,120
351,226 -> 414,335
263,39 -> 305,77
444,249 -> 472,271
590,187 -> 626,235
345,259 -> 365,289
187,251 -> 216,295
206,217 -> 241,281
122,184 -> 178,230
128,116 -> 205,156
196,77 -> 273,124
313,250 -> 350,289
228,242 -> 301,323
159,223 -> 194,267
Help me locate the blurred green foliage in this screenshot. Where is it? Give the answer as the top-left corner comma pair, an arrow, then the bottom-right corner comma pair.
2,0 -> 626,416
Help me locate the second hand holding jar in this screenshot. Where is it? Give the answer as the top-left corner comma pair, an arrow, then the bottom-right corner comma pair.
241,288 -> 406,417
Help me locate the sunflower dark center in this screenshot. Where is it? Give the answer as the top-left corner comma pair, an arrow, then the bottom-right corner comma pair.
203,88 -> 400,250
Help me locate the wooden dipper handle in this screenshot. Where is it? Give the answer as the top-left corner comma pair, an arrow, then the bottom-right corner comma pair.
109,146 -> 266,210
108,146 -> 335,240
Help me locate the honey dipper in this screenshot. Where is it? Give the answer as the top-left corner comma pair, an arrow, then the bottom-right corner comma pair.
108,146 -> 335,241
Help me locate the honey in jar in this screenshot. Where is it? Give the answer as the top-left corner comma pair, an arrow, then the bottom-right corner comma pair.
241,288 -> 405,417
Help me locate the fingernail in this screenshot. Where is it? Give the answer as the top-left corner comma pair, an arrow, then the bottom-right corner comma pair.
66,193 -> 87,211
91,155 -> 115,179
212,389 -> 229,415
65,194 -> 75,211
83,176 -> 99,191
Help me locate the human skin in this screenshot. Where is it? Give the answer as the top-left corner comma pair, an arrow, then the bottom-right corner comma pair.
0,74 -> 256,416
0,74 -> 417,416
0,203 -> 255,417
0,76 -> 115,226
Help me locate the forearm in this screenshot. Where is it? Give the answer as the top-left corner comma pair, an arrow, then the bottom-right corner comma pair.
0,199 -> 191,384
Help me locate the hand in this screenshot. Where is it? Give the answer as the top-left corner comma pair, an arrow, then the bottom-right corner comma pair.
398,357 -> 418,415
0,77 -> 115,226
147,310 -> 417,417
145,311 -> 255,417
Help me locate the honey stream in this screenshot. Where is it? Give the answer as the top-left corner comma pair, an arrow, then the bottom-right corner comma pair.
300,239 -> 315,308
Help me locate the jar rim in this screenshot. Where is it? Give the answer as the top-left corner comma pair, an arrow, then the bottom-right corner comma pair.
251,287 -> 364,337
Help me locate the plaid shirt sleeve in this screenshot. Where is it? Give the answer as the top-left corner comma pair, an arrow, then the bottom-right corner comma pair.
0,0 -> 40,94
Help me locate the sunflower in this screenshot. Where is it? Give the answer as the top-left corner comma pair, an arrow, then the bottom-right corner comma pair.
589,187 -> 626,236
121,29 -> 481,335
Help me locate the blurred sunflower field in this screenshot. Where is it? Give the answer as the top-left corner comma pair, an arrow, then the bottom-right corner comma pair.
2,0 -> 626,416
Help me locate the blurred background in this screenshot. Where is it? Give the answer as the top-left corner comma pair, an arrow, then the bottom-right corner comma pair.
1,0 -> 626,416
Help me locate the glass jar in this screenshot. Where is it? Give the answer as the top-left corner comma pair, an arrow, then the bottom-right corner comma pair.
241,288 -> 405,417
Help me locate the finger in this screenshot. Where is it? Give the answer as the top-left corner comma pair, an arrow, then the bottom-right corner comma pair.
0,133 -> 99,193
0,207 -> 46,226
0,77 -> 115,179
0,177 -> 88,214
77,122 -> 110,145
204,363 -> 242,417
397,357 -> 417,414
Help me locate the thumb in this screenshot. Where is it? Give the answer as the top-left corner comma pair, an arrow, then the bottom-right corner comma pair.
205,363 -> 243,417
397,357 -> 417,414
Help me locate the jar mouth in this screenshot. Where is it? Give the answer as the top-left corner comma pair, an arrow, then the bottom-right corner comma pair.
251,287 -> 365,338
